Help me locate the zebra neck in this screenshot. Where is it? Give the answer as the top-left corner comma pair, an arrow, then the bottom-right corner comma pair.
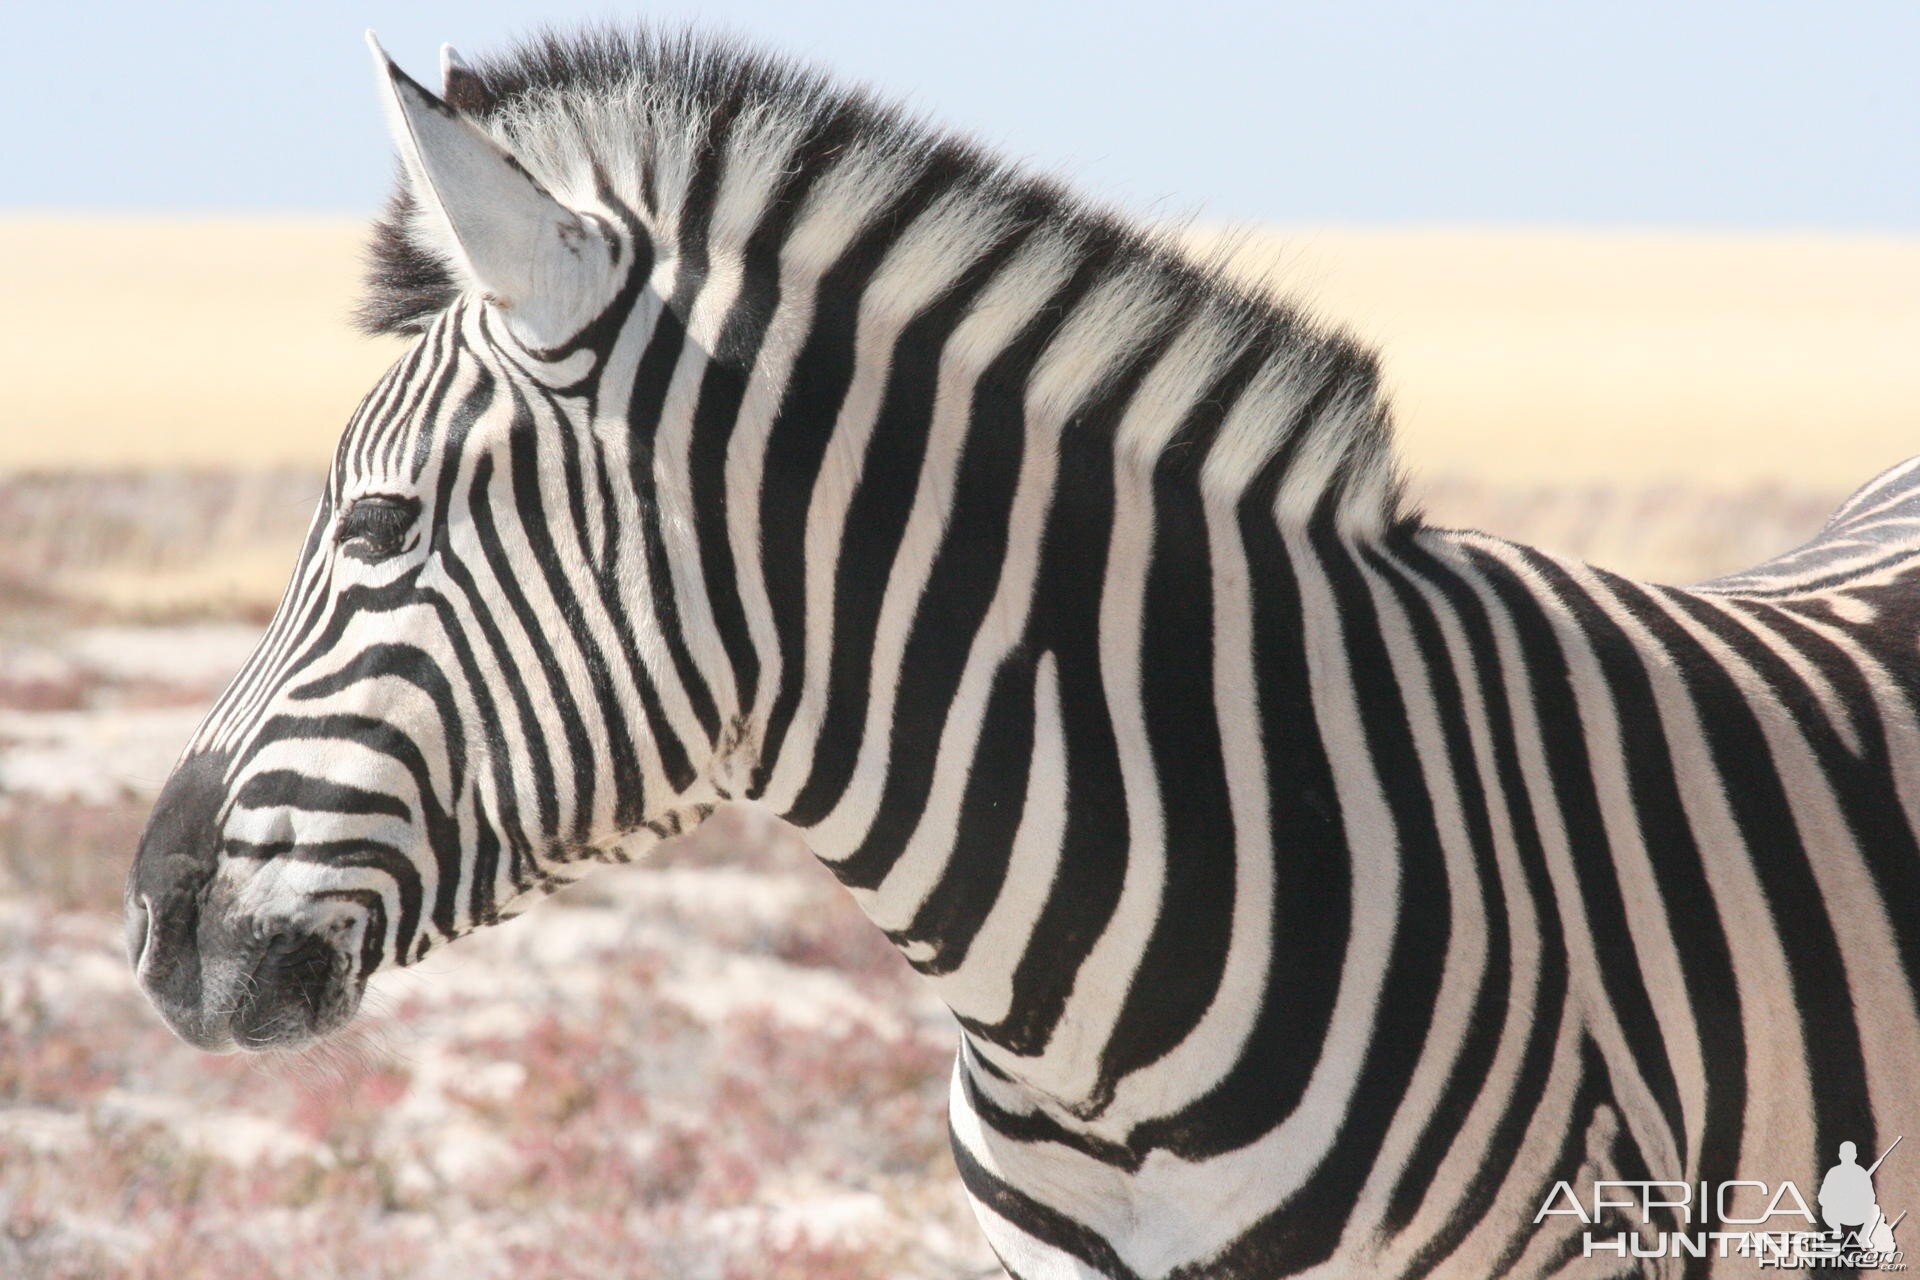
624,191 -> 1415,1127
686,254 -> 1408,1127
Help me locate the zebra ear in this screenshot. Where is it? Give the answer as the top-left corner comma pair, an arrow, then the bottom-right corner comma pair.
366,32 -> 616,349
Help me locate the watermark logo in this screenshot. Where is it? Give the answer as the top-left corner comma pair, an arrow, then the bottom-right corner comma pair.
1536,1137 -> 1907,1270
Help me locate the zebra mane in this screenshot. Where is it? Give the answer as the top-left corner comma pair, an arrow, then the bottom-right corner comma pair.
358,26 -> 1412,533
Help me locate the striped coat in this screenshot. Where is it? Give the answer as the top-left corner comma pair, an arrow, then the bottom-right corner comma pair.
125,28 -> 1920,1279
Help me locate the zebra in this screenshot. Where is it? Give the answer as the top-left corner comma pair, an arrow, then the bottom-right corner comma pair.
122,26 -> 1920,1280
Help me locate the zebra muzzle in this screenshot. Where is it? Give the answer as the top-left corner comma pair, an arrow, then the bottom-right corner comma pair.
126,750 -> 366,1052
127,886 -> 362,1053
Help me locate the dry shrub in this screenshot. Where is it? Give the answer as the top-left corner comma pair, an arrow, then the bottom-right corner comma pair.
761,882 -> 918,990
0,469 -> 318,624
0,672 -> 94,713
0,796 -> 145,912
724,1234 -> 902,1280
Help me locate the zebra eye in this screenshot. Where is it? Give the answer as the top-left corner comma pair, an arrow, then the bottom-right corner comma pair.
336,494 -> 421,563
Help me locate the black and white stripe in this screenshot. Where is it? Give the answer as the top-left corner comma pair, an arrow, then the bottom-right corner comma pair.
130,28 -> 1920,1279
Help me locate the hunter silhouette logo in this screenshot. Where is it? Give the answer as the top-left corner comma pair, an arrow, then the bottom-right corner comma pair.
1535,1136 -> 1908,1269
1819,1139 -> 1902,1258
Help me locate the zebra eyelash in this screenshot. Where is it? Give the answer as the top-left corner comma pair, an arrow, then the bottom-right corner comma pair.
335,493 -> 423,563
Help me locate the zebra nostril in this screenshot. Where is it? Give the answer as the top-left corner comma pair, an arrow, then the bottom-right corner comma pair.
124,893 -> 153,972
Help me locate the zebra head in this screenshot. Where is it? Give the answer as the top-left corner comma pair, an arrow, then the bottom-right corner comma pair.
126,40 -> 712,1051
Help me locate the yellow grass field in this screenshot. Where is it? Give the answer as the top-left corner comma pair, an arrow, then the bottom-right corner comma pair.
3,217 -> 1917,490
1194,226 -> 1920,489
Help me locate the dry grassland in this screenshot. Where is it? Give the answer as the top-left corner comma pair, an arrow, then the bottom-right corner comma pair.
1187,225 -> 1920,489
2,219 -> 398,471
4,218 -> 1917,492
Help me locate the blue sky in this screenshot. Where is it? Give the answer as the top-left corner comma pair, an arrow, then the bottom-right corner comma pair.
7,1 -> 1916,229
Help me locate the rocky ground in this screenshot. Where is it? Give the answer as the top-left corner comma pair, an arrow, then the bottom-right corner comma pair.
0,470 -> 1844,1279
